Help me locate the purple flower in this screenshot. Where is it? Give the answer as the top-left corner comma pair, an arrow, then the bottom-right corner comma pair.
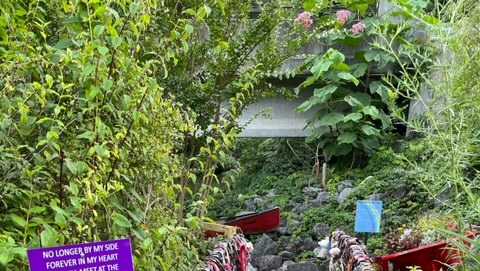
295,11 -> 314,29
351,21 -> 366,35
336,9 -> 352,25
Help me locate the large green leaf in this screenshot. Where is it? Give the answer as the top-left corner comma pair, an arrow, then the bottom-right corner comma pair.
337,132 -> 357,144
363,105 -> 381,119
317,112 -> 344,126
361,125 -> 380,136
41,226 -> 60,247
337,72 -> 359,85
343,112 -> 363,123
313,85 -> 338,102
65,159 -> 89,176
9,214 -> 27,228
113,212 -> 132,228
369,81 -> 390,102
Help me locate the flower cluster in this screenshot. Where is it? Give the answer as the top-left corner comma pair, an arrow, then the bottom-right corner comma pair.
351,21 -> 366,35
335,9 -> 366,35
295,11 -> 313,29
336,9 -> 352,25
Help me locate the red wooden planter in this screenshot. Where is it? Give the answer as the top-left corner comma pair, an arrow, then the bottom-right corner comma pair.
205,207 -> 281,238
375,231 -> 478,271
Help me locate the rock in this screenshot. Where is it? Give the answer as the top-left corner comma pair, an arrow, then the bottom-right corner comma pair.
337,180 -> 353,192
245,197 -> 257,211
303,186 -> 323,198
278,250 -> 295,260
292,203 -> 308,214
278,226 -> 290,235
337,187 -> 355,204
254,255 -> 283,271
300,237 -> 317,251
286,262 -> 319,271
287,219 -> 301,234
368,193 -> 383,200
315,192 -> 330,203
312,223 -> 330,239
279,261 -> 295,271
252,234 -> 278,259
254,197 -> 265,208
266,189 -> 276,198
310,192 -> 330,207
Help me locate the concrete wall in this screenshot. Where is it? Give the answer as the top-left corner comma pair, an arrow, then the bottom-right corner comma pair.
238,90 -> 316,137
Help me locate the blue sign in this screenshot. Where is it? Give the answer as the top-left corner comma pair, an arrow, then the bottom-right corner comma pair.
355,200 -> 383,233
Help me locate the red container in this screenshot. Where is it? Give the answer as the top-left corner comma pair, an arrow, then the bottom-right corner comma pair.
225,207 -> 281,235
375,241 -> 462,271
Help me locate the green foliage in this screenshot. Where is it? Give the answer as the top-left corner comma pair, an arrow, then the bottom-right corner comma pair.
0,0 -> 302,270
295,2 -> 407,160
296,204 -> 354,237
297,48 -> 392,158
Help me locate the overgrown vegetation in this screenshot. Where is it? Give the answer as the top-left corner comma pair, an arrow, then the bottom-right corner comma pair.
1,0 -> 480,269
0,0 -> 302,269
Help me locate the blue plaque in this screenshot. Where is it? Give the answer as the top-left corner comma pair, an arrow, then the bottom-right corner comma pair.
355,200 -> 383,233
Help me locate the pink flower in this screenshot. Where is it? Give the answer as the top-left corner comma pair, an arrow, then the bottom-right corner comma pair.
295,11 -> 314,29
351,21 -> 366,35
336,9 -> 352,25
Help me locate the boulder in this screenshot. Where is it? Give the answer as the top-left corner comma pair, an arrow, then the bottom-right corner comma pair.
252,234 -> 278,259
337,180 -> 353,192
337,187 -> 355,204
255,255 -> 283,271
286,262 -> 319,271
303,186 -> 323,198
310,192 -> 330,207
292,203 -> 308,214
300,237 -> 317,251
279,261 -> 295,271
278,250 -> 295,260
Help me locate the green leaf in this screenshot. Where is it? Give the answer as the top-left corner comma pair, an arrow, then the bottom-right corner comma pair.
77,131 -> 95,142
351,63 -> 368,77
111,36 -> 122,48
65,160 -> 89,176
310,59 -> 333,77
54,39 -> 74,50
97,46 -> 109,56
361,125 -> 380,136
82,64 -> 96,78
41,226 -> 60,247
317,112 -> 344,126
46,130 -> 59,142
337,72 -> 359,85
343,112 -> 363,122
86,86 -> 100,101
363,106 -> 381,119
55,212 -> 67,228
93,25 -> 105,36
369,81 -> 389,102
304,0 -> 316,11
184,24 -> 194,35
313,85 -> 338,102
94,144 -> 110,158
338,132 -> 357,144
9,214 -> 27,228
345,92 -> 371,107
113,212 -> 132,228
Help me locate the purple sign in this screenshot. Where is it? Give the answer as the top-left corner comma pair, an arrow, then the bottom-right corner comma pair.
28,239 -> 134,271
